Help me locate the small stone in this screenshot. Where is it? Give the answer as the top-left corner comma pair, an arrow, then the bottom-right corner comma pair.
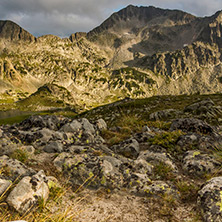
133,132 -> 154,143
142,125 -> 151,132
53,152 -> 74,172
68,145 -> 87,154
133,159 -> 153,175
177,133 -> 200,148
95,119 -> 107,131
129,173 -> 152,194
82,131 -> 95,144
37,128 -> 54,143
0,138 -> 18,156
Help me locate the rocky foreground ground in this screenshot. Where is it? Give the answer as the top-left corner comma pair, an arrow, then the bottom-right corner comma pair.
0,98 -> 222,221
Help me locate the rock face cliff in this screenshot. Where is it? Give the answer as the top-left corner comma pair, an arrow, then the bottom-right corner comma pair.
197,10 -> 222,47
0,5 -> 222,111
139,10 -> 222,79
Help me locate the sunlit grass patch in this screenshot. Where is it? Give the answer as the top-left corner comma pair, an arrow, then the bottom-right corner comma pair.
148,130 -> 185,154
0,114 -> 32,125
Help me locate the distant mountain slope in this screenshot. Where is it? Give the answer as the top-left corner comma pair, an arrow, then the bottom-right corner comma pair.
0,5 -> 222,111
196,10 -> 222,47
87,5 -> 222,68
136,10 -> 222,79
87,5 -> 199,66
88,5 -> 196,36
16,83 -> 76,111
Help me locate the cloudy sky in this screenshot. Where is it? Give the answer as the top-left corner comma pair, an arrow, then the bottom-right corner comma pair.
0,0 -> 221,37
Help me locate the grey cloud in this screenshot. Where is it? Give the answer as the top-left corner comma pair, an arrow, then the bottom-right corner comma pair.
0,0 -> 221,37
20,12 -> 98,37
0,0 -> 119,19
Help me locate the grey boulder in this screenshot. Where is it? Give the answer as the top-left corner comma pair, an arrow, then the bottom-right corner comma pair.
110,138 -> 140,159
0,138 -> 18,156
43,141 -> 63,153
81,118 -> 95,134
182,150 -> 220,175
198,177 -> 222,222
0,155 -> 35,180
141,181 -> 179,198
170,118 -> 214,134
60,119 -> 82,133
138,150 -> 177,172
6,170 -> 49,214
149,109 -> 181,121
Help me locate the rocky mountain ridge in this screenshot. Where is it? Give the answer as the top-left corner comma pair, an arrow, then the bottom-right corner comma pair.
0,5 -> 222,111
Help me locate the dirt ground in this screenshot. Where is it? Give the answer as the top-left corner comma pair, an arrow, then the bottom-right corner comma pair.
47,188 -> 200,222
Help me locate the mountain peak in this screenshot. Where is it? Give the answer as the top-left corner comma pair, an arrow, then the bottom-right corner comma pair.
125,4 -> 136,8
88,5 -> 196,37
0,20 -> 35,42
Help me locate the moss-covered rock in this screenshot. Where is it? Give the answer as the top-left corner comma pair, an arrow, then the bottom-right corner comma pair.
198,177 -> 222,222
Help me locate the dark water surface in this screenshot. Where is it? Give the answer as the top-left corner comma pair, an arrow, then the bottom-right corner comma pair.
0,110 -> 36,119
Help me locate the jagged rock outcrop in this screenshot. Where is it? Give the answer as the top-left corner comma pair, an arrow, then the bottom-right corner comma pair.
0,60 -> 23,83
145,42 -> 221,79
129,9 -> 222,89
69,32 -> 87,42
197,11 -> 222,47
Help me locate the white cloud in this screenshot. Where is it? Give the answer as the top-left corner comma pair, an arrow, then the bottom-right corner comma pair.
0,0 -> 221,36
